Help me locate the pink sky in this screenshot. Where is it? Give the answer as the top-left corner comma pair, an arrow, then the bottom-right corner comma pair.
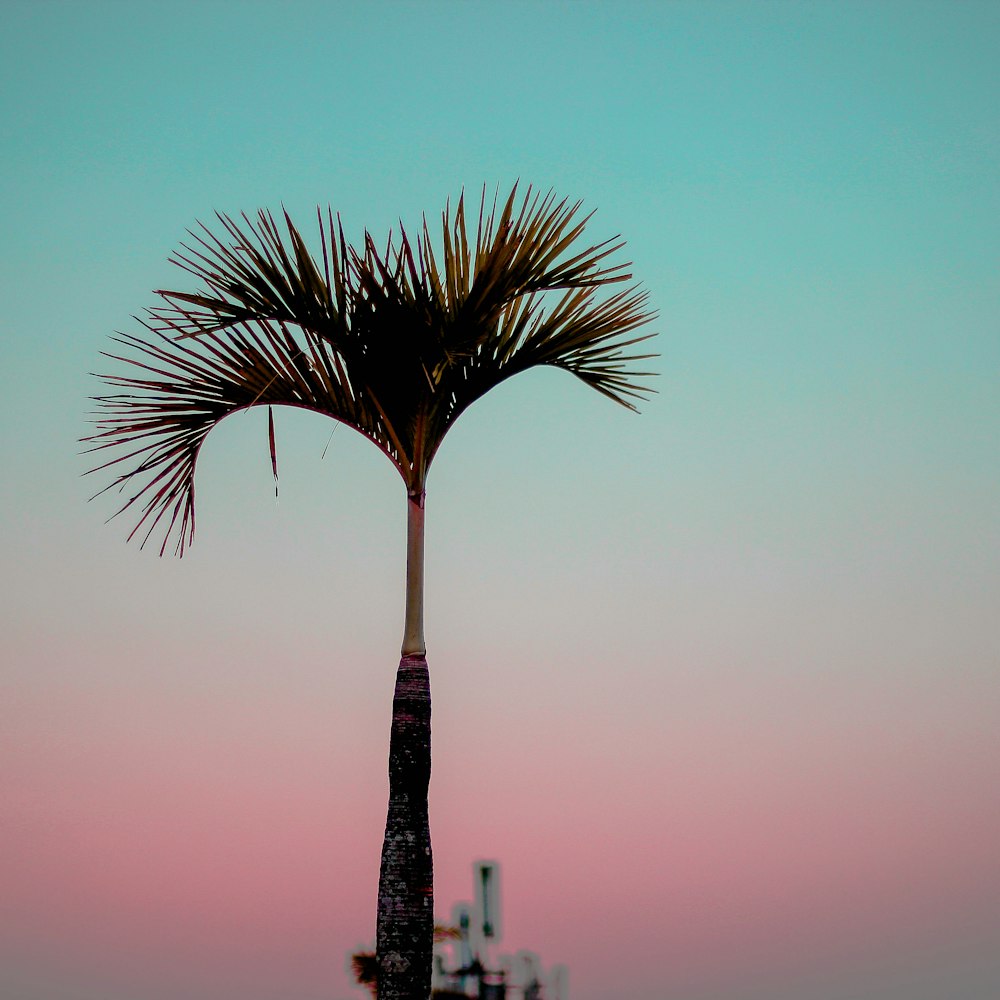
5,630 -> 998,1000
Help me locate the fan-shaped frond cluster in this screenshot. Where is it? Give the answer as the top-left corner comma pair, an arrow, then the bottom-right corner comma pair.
85,184 -> 657,555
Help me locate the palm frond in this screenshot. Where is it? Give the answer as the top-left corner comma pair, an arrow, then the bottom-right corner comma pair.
350,951 -> 379,998
83,319 -> 386,556
86,183 -> 657,554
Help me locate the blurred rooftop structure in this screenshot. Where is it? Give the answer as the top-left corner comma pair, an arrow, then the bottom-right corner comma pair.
350,860 -> 566,1000
431,861 -> 567,1000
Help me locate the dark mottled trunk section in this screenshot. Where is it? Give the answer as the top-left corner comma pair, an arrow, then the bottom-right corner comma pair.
376,653 -> 433,1000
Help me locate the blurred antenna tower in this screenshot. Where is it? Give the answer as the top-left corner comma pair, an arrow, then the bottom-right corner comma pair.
430,860 -> 566,1000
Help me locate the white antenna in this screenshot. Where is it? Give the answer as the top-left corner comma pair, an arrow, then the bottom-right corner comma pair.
549,963 -> 568,1000
451,901 -> 474,969
474,859 -> 502,942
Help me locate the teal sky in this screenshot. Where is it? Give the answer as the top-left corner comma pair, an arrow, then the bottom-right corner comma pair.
2,3 -> 998,1000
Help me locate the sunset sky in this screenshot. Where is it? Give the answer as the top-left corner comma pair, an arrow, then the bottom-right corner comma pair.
2,3 -> 998,999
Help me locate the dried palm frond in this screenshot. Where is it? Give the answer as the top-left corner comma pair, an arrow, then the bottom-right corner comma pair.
84,184 -> 657,555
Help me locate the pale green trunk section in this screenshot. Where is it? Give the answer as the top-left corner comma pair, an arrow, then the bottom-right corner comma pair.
402,491 -> 426,657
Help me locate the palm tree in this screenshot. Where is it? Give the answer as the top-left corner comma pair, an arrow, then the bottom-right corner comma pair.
84,184 -> 655,1000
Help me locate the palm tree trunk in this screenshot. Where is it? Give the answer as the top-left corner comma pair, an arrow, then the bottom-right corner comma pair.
376,491 -> 433,1000
401,489 -> 426,659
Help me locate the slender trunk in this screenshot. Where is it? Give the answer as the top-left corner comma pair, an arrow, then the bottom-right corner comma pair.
376,491 -> 433,1000
401,491 -> 426,658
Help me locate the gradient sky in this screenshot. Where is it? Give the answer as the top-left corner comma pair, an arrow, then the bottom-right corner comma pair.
2,2 -> 998,999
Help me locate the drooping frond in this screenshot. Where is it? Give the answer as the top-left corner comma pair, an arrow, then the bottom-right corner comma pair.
86,184 -> 657,554
83,317 -> 389,556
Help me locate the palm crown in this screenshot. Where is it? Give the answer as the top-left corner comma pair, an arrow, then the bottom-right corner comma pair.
85,184 -> 656,555
85,183 -> 657,999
